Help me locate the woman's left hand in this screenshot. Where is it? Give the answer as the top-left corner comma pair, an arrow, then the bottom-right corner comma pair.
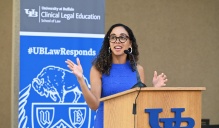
152,71 -> 168,87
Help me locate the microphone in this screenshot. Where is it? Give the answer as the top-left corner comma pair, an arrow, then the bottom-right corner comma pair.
124,50 -> 147,88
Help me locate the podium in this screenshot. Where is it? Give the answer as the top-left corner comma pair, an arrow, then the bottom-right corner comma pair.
100,87 -> 206,128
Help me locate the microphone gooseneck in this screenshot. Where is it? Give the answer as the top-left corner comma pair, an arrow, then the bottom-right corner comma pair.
124,49 -> 146,128
124,50 -> 147,88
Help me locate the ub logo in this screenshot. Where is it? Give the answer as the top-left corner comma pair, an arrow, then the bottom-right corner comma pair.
145,108 -> 195,128
24,9 -> 38,17
19,66 -> 93,128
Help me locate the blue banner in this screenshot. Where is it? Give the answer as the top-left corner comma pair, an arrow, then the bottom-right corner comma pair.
19,0 -> 105,127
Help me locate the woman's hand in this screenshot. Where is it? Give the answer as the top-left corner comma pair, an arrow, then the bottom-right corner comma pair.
65,58 -> 83,79
152,71 -> 168,87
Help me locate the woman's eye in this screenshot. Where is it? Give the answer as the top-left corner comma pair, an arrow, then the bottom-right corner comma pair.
120,36 -> 126,40
111,36 -> 116,39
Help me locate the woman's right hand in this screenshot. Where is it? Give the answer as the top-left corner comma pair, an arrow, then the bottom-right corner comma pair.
65,58 -> 83,79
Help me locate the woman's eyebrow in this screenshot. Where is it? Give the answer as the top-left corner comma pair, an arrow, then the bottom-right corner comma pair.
110,33 -> 128,36
120,33 -> 128,36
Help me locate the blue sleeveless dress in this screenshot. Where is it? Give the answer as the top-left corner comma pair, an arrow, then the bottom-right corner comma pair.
93,61 -> 137,128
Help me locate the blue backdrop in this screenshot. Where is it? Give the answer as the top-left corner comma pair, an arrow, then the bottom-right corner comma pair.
19,0 -> 105,127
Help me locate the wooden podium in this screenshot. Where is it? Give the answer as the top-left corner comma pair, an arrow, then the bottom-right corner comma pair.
100,87 -> 206,128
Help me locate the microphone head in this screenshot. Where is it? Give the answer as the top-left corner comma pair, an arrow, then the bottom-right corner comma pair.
124,50 -> 130,54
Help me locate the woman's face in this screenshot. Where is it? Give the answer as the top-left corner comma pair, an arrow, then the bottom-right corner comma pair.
109,26 -> 132,56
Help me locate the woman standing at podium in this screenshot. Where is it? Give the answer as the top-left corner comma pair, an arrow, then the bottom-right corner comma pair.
65,23 -> 168,128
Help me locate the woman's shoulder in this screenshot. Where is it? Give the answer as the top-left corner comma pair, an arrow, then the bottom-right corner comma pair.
136,64 -> 144,71
90,65 -> 102,77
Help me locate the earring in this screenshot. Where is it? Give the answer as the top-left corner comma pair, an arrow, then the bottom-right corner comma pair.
129,47 -> 132,53
108,47 -> 111,54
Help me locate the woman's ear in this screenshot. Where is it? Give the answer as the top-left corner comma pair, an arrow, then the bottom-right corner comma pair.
129,42 -> 132,47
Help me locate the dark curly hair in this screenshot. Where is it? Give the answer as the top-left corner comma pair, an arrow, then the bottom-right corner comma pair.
92,23 -> 139,75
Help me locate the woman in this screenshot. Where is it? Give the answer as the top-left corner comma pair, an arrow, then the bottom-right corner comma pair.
65,23 -> 167,128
